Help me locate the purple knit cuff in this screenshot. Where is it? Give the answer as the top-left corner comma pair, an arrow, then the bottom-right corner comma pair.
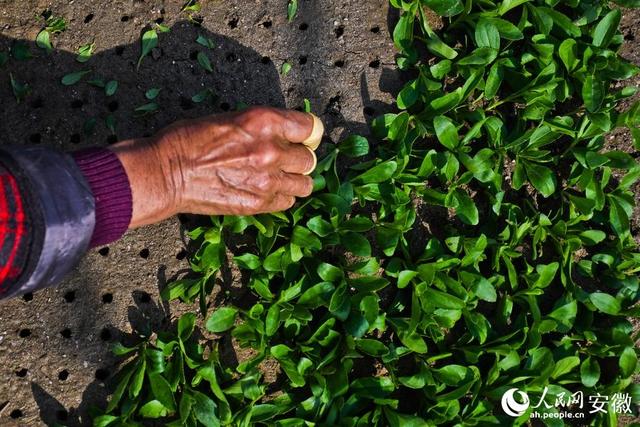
72,148 -> 132,247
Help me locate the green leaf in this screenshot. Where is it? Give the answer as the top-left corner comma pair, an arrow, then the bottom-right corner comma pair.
583,74 -> 605,112
197,51 -> 213,72
592,9 -> 621,48
338,135 -> 369,157
36,30 -> 52,53
449,189 -> 479,225
291,226 -> 322,251
353,160 -> 397,184
580,357 -> 600,387
475,19 -> 500,50
206,307 -> 238,333
558,39 -> 579,72
76,42 -> 95,63
146,87 -> 161,100
139,400 -> 169,418
61,70 -> 90,86
524,162 -> 556,198
434,115 -> 459,150
342,232 -> 372,257
422,0 -> 463,17
137,29 -> 158,70
149,373 -> 176,412
105,80 -> 118,96
589,292 -> 620,315
178,312 -> 196,341
287,0 -> 298,22
281,61 -> 292,76
191,390 -> 219,427
619,347 -> 637,378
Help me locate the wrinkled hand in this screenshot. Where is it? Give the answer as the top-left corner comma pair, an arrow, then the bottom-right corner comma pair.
111,107 -> 322,228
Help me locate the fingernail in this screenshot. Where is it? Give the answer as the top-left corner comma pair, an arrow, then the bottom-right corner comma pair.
302,114 -> 324,151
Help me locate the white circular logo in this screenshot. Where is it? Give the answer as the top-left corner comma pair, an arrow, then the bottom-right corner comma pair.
501,388 -> 530,417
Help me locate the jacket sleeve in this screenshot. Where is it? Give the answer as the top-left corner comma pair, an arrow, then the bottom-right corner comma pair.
0,146 -> 96,299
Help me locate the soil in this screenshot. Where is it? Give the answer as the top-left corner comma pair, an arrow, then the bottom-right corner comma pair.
0,0 -> 398,425
0,2 -> 638,426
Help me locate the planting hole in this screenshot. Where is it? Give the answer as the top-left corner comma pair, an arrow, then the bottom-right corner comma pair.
220,102 -> 231,112
19,328 -> 31,338
22,292 -> 33,302
369,59 -> 380,69
370,25 -> 380,33
100,327 -> 112,341
139,248 -> 150,259
30,97 -> 43,109
84,13 -> 94,24
299,22 -> 309,31
155,17 -> 164,24
335,25 -> 344,38
364,106 -> 376,116
107,100 -> 118,112
180,96 -> 194,111
102,293 -> 113,304
15,368 -> 28,378
115,45 -> 125,56
98,247 -> 109,256
262,20 -> 272,28
71,99 -> 83,109
10,409 -> 22,419
334,59 -> 345,68
63,290 -> 75,303
189,50 -> 198,60
299,55 -> 308,65
176,249 -> 187,260
29,133 -> 41,143
107,135 -> 118,145
60,328 -> 72,339
70,133 -> 81,144
228,17 -> 239,29
226,52 -> 237,62
120,15 -> 129,22
58,369 -> 69,381
95,368 -> 109,381
260,56 -> 271,64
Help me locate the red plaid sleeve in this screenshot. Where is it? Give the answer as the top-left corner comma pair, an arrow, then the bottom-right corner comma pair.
0,164 -> 30,295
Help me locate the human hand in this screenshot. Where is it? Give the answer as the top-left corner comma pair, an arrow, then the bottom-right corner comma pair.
110,107 -> 323,228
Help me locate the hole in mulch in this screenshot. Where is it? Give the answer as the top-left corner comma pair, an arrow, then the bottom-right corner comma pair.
364,106 -> 376,116
120,15 -> 129,22
84,13 -> 94,24
299,55 -> 308,65
10,409 -> 23,419
70,133 -> 81,144
29,133 -> 41,143
95,368 -> 109,381
299,22 -> 308,31
370,25 -> 380,33
60,328 -> 72,339
30,97 -> 43,109
107,135 -> 118,145
71,99 -> 83,110
138,292 -> 151,303
334,59 -> 345,68
115,45 -> 125,56
190,16 -> 204,26
220,102 -> 231,112
139,248 -> 150,259
107,100 -> 119,112
261,20 -> 272,28
228,17 -> 239,29
369,59 -> 380,69
189,49 -> 198,60
98,247 -> 109,257
56,409 -> 68,421
226,52 -> 237,62
58,370 -> 69,381
15,368 -> 28,378
102,293 -> 113,304
63,290 -> 75,303
155,17 -> 164,24
19,329 -> 31,338
100,328 -> 112,341
335,25 -> 345,38
260,56 -> 271,64
176,249 -> 188,260
22,292 -> 33,302
625,32 -> 635,41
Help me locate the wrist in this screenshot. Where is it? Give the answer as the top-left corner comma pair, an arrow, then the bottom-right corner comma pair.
110,137 -> 175,228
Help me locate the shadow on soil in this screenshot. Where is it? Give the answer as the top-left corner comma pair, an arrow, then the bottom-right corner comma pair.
0,10 -> 401,425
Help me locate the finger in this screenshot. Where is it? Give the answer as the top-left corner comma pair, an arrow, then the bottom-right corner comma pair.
277,172 -> 314,197
301,114 -> 324,150
277,141 -> 317,175
266,193 -> 296,213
